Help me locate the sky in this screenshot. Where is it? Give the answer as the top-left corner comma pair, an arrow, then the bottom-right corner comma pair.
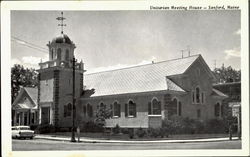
11,10 -> 241,73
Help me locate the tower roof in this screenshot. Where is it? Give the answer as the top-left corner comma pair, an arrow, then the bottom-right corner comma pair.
51,34 -> 72,44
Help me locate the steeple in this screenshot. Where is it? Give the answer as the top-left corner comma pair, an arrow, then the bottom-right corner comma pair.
56,12 -> 66,35
39,12 -> 83,71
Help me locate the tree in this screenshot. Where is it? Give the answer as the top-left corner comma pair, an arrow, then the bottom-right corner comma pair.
95,103 -> 112,128
11,64 -> 38,103
213,65 -> 241,83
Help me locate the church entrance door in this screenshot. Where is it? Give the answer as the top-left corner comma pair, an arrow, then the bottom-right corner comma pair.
41,107 -> 50,124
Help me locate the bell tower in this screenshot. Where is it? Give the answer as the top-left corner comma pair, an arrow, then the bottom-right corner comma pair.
37,12 -> 85,129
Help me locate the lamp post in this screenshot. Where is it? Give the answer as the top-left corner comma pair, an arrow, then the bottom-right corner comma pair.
70,57 -> 77,142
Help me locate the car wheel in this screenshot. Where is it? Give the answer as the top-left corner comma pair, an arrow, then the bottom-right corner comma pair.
30,137 -> 33,139
15,135 -> 18,139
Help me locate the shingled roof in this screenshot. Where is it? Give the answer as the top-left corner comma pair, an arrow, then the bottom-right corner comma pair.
84,55 -> 201,97
12,87 -> 38,109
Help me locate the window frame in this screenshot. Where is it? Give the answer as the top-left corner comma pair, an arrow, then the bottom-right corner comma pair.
113,101 -> 121,118
149,97 -> 161,115
127,100 -> 136,118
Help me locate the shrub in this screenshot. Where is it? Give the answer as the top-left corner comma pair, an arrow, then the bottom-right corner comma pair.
82,121 -> 104,133
35,124 -> 56,134
121,128 -> 129,134
113,124 -> 121,134
204,118 -> 228,134
148,128 -> 161,138
136,128 -> 146,138
30,124 -> 38,131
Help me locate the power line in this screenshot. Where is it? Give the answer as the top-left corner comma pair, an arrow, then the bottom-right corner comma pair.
11,36 -> 48,54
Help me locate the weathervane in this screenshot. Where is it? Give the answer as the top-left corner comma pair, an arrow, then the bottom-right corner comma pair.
56,12 -> 66,34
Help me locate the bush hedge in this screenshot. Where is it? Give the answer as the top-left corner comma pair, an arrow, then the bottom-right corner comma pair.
35,124 -> 56,134
161,115 -> 237,135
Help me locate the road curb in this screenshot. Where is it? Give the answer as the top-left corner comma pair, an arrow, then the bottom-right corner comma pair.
35,136 -> 239,144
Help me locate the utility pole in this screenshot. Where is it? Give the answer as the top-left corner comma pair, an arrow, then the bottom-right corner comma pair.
71,57 -> 77,142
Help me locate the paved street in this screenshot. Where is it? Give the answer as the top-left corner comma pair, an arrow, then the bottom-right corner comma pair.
12,139 -> 241,150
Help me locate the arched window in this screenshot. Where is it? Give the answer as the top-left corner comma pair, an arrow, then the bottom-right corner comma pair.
67,103 -> 72,117
57,48 -> 62,60
65,49 -> 69,61
178,101 -> 182,116
196,87 -> 200,103
148,98 -> 161,115
125,100 -> 136,117
168,98 -> 178,118
214,103 -> 220,117
113,101 -> 121,117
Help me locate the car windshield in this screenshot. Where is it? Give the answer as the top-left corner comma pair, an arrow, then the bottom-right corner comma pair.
19,127 -> 30,130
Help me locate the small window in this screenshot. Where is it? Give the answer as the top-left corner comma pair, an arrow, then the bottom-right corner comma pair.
65,49 -> 69,61
196,87 -> 200,103
57,48 -> 62,60
178,102 -> 182,116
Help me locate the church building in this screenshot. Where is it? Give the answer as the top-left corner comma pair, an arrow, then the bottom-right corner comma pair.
12,13 -> 228,130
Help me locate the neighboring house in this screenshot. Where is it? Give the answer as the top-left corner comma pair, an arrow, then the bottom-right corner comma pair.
12,33 -> 229,130
12,87 -> 38,126
213,82 -> 241,118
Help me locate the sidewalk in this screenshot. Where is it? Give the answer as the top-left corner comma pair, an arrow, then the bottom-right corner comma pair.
35,134 -> 239,143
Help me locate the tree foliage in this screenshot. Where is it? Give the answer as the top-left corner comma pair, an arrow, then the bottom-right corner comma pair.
213,65 -> 241,83
11,64 -> 38,103
95,103 -> 112,127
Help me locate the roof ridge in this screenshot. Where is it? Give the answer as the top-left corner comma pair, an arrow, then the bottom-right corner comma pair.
86,54 -> 200,75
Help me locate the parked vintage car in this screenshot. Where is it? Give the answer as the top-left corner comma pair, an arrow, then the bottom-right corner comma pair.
12,126 -> 35,139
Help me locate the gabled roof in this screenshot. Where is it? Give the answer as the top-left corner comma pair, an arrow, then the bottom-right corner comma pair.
24,87 -> 38,105
12,87 -> 38,109
84,55 -> 201,97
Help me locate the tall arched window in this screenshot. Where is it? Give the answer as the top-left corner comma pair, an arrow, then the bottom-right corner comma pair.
196,87 -> 200,103
125,100 -> 136,117
168,98 -> 178,119
57,48 -> 62,60
113,101 -> 121,117
148,98 -> 161,115
65,49 -> 69,61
